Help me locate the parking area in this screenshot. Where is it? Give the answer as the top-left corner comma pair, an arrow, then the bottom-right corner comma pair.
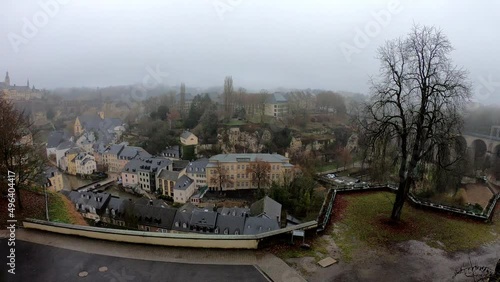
323,174 -> 367,186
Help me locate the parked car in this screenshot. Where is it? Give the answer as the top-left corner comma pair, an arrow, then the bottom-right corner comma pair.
326,173 -> 336,179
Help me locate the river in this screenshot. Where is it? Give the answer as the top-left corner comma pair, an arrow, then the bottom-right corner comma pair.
61,174 -> 141,201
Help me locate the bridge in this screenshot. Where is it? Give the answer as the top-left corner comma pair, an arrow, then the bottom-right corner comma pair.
462,126 -> 500,168
77,179 -> 115,192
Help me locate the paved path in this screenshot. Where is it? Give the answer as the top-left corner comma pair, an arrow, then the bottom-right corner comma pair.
0,229 -> 306,282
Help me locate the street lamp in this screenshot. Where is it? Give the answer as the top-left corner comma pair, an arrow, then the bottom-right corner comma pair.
44,184 -> 49,221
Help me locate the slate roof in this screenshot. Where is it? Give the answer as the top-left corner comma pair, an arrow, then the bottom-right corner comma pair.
172,160 -> 190,171
189,209 -> 218,229
56,141 -> 75,150
44,166 -> 59,178
161,145 -> 180,159
158,170 -> 180,181
76,114 -> 125,145
174,175 -> 194,191
207,154 -> 289,167
134,198 -> 169,208
172,203 -> 197,232
186,158 -> 209,174
47,130 -> 71,148
103,197 -> 126,219
77,114 -> 102,131
134,204 -> 177,230
217,207 -> 250,217
180,131 -> 196,140
250,196 -> 282,222
106,144 -> 124,156
215,214 -> 246,235
243,216 -> 280,235
266,93 -> 288,104
63,191 -> 111,211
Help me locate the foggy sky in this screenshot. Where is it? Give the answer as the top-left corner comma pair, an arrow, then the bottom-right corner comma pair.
1,0 -> 499,103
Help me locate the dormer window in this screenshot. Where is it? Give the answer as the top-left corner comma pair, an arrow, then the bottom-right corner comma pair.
215,227 -> 219,234
223,228 -> 229,235
182,223 -> 187,228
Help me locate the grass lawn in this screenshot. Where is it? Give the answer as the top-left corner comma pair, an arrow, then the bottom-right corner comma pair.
331,192 -> 500,261
48,191 -> 87,225
225,119 -> 247,126
317,162 -> 340,173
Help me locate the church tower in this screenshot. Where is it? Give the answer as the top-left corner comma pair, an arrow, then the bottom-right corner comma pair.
5,72 -> 10,86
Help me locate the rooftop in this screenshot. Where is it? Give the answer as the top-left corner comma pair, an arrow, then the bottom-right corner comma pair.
207,153 -> 289,166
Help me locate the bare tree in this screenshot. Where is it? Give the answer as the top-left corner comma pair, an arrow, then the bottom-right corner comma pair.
209,160 -> 233,192
360,25 -> 471,221
0,99 -> 46,210
246,158 -> 271,192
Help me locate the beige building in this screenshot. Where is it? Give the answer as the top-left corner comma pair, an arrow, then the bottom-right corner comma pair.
103,145 -> 151,173
0,72 -> 42,101
180,131 -> 198,146
44,167 -> 64,192
264,93 -> 288,118
206,153 -> 295,191
157,169 -> 185,197
75,153 -> 97,175
173,175 -> 196,203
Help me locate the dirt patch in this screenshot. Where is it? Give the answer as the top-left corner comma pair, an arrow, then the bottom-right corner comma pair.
0,190 -> 46,228
464,183 -> 493,208
60,195 -> 88,226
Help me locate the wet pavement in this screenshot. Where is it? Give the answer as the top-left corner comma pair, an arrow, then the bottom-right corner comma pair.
0,239 -> 269,282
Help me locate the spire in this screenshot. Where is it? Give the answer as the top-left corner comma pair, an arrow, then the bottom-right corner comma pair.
27,78 -> 30,88
5,71 -> 10,86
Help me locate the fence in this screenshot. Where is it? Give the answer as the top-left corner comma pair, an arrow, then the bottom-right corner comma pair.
23,218 -> 318,249
316,177 -> 500,232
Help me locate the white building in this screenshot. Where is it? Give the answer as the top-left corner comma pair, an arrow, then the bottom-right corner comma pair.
186,158 -> 208,188
173,175 -> 196,203
75,153 -> 97,175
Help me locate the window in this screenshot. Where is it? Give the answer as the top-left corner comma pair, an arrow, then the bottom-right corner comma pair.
182,223 -> 187,228
145,226 -> 150,231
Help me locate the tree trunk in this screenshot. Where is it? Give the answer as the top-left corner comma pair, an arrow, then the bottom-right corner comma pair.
391,177 -> 411,221
15,185 -> 23,210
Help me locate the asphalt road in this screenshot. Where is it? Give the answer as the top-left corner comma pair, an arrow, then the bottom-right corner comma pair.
0,239 -> 269,282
